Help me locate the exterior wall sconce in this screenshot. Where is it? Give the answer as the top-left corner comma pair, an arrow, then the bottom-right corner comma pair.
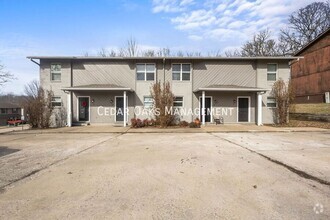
91,99 -> 95,103
110,99 -> 113,103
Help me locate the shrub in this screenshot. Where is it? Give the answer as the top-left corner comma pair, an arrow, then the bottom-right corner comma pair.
24,80 -> 54,128
271,79 -> 295,124
131,118 -> 137,128
149,119 -> 156,126
179,120 -> 189,127
143,119 -> 149,127
189,122 -> 198,128
151,81 -> 175,127
131,118 -> 147,128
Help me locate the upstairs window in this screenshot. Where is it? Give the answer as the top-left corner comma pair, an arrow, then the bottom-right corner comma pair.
12,108 -> 19,114
0,108 -> 7,114
267,97 -> 276,107
51,96 -> 62,107
267,64 -> 277,81
136,64 -> 155,81
51,64 -> 61,81
173,97 -> 183,108
172,64 -> 191,81
144,97 -> 154,108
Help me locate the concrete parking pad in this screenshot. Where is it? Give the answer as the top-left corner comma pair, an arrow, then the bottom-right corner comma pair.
214,132 -> 330,183
0,133 -> 118,188
0,132 -> 329,219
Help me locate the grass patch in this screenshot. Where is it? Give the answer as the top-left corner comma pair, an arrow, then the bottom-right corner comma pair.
291,103 -> 330,115
271,120 -> 330,129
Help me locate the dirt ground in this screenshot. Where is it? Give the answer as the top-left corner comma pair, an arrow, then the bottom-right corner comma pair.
0,132 -> 329,219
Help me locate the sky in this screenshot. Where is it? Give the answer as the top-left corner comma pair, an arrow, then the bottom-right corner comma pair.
0,0 -> 323,94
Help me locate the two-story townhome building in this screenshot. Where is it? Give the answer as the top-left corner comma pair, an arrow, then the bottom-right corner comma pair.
27,56 -> 296,127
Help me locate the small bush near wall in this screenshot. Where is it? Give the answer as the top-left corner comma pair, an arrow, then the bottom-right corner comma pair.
179,120 -> 189,127
54,106 -> 67,127
189,122 -> 200,128
131,118 -> 156,128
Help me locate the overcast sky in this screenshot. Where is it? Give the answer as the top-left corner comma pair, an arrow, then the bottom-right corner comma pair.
0,0 -> 323,94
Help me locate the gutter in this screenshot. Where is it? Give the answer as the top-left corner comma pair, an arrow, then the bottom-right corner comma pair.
29,58 -> 40,66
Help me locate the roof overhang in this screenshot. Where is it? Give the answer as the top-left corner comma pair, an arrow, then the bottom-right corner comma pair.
27,56 -> 300,61
194,87 -> 270,92
61,87 -> 133,92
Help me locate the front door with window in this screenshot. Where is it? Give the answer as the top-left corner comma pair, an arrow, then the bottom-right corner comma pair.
78,97 -> 89,121
116,97 -> 124,121
238,97 -> 249,122
199,97 -> 211,122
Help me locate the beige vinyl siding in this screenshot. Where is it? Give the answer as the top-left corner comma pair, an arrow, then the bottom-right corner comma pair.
193,60 -> 257,90
72,61 -> 135,89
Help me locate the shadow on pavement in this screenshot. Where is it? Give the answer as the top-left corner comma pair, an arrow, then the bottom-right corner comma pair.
0,147 -> 20,157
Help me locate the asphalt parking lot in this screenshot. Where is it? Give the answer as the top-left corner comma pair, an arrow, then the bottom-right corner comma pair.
0,131 -> 329,219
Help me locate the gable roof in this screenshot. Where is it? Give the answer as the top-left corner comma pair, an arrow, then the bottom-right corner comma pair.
294,27 -> 330,56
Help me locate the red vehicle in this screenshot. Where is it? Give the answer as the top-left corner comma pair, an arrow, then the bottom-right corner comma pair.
7,118 -> 26,126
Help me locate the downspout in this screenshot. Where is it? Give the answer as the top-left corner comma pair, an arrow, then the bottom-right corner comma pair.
68,59 -> 73,126
163,58 -> 166,82
29,58 -> 40,66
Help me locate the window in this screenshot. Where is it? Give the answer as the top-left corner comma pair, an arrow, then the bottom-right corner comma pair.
267,64 -> 277,81
52,96 -> 62,107
136,64 -> 155,81
172,64 -> 191,81
0,108 -> 7,114
173,97 -> 183,108
12,108 -> 19,114
267,97 -> 276,107
51,64 -> 61,81
144,97 -> 153,108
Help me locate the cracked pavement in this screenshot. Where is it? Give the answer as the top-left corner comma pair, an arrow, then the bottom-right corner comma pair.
0,132 -> 329,219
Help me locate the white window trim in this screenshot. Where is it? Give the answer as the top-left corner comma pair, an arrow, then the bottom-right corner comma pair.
237,96 -> 251,123
143,96 -> 154,108
173,96 -> 184,108
266,97 -> 277,108
136,63 -> 156,81
50,63 -> 62,82
77,96 -> 90,122
267,63 -> 277,81
172,63 -> 191,81
51,96 -> 62,107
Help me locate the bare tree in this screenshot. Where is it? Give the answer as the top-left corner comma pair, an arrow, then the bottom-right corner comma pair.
142,49 -> 156,57
271,79 -> 295,124
126,37 -> 139,57
98,48 -> 109,57
207,50 -> 222,57
150,81 -> 175,127
176,50 -> 184,57
241,29 -> 279,57
24,80 -> 54,128
224,49 -> 241,57
156,47 -> 171,57
279,1 -> 330,55
0,62 -> 15,86
109,49 -> 117,57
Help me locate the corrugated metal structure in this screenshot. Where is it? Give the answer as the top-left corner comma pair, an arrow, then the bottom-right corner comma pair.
291,28 -> 330,103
